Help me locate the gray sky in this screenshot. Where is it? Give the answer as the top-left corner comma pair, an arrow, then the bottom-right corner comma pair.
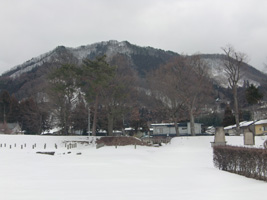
1,0 -> 267,75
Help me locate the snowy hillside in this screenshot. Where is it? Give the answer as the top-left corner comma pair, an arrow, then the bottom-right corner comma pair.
204,57 -> 261,88
2,40 -> 136,78
5,50 -> 55,78
0,135 -> 266,200
69,40 -> 133,60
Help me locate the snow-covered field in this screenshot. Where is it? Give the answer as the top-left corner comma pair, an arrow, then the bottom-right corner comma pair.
0,135 -> 266,200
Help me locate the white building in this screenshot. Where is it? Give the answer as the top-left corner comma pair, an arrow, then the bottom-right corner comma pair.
151,122 -> 202,136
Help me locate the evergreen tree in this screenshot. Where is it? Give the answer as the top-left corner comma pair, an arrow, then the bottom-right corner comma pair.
101,54 -> 137,136
81,56 -> 116,136
245,84 -> 263,105
48,64 -> 80,134
0,90 -> 11,122
222,105 -> 236,127
19,98 -> 41,134
245,84 -> 263,120
71,95 -> 88,134
7,94 -> 20,123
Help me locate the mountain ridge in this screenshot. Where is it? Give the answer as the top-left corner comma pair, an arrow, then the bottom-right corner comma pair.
0,40 -> 266,100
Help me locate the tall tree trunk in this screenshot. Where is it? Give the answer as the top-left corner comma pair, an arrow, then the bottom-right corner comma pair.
174,115 -> 180,136
233,85 -> 240,135
107,112 -> 114,136
92,94 -> 99,136
189,107 -> 195,136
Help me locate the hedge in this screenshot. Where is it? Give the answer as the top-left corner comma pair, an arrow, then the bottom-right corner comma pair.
213,145 -> 267,181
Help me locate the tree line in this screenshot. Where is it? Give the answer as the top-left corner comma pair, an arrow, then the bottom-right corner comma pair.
0,46 -> 263,135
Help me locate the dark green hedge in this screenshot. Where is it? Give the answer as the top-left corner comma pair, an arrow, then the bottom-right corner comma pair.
213,145 -> 267,181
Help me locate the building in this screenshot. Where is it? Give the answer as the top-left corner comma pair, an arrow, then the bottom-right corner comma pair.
253,119 -> 267,135
224,120 -> 267,136
0,122 -> 22,134
151,122 -> 202,136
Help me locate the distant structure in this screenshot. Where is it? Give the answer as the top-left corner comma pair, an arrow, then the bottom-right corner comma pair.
224,119 -> 267,136
0,122 -> 22,134
151,122 -> 202,136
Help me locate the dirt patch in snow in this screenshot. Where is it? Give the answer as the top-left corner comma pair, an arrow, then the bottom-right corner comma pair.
96,136 -> 148,146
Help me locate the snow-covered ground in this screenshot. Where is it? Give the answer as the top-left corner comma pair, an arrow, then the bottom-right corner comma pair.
0,135 -> 266,200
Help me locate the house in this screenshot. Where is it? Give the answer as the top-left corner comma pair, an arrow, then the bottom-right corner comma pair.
224,121 -> 255,135
150,122 -> 202,136
0,122 -> 23,134
223,120 -> 267,136
253,119 -> 267,135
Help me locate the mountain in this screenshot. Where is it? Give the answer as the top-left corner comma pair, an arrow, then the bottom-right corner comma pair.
0,40 -> 266,100
3,40 -> 177,78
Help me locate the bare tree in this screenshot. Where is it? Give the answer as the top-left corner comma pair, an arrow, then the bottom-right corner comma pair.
149,55 -> 211,136
149,65 -> 185,136
222,45 -> 247,135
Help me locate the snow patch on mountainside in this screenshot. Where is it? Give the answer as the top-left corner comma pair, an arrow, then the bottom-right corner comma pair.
7,50 -> 55,78
204,58 -> 260,88
69,40 -> 132,62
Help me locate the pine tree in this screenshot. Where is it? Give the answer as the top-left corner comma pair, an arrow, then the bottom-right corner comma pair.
19,98 -> 41,134
222,105 -> 236,127
7,95 -> 20,123
0,90 -> 11,122
245,84 -> 263,105
71,95 -> 88,134
48,64 -> 80,135
81,56 -> 116,136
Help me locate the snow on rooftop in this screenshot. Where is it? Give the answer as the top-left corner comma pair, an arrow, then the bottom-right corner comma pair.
254,119 -> 267,125
224,121 -> 256,129
224,124 -> 236,130
150,123 -> 175,126
240,121 -> 255,127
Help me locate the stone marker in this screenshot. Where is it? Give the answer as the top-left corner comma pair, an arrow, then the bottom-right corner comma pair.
211,127 -> 227,147
244,131 -> 254,145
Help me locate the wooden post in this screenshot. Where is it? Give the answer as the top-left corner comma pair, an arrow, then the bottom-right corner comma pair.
44,144 -> 46,149
21,145 -> 23,149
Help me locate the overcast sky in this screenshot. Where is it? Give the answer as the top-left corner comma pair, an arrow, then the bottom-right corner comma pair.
1,0 -> 267,75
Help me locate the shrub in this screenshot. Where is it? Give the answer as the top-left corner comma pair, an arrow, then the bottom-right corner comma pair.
213,145 -> 267,181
